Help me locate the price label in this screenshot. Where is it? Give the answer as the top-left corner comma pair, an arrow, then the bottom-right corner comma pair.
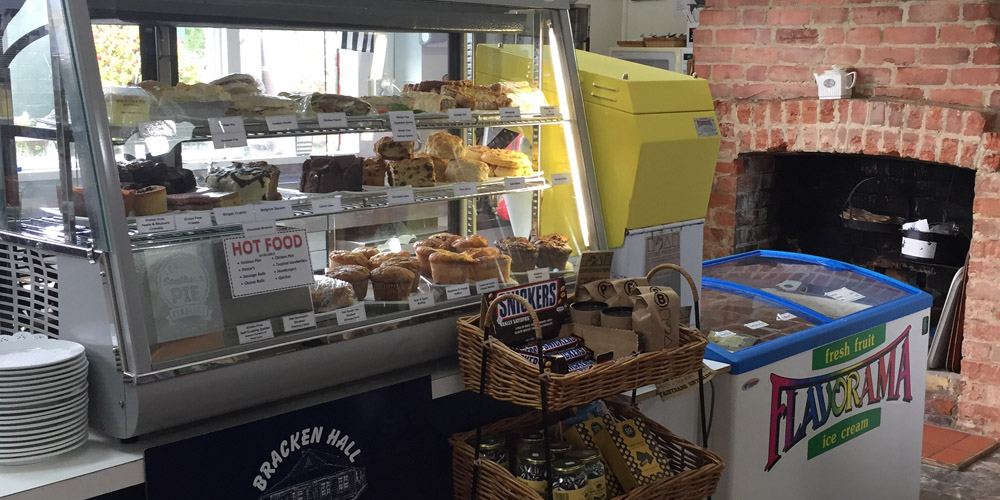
388,111 -> 417,141
175,213 -> 211,230
499,107 -> 522,122
237,320 -> 274,344
255,200 -> 294,220
453,182 -> 477,196
311,197 -> 343,214
825,287 -> 865,303
318,112 -> 348,128
265,115 -> 299,132
387,187 -> 415,206
242,220 -> 276,237
448,108 -> 473,121
540,106 -> 560,118
336,303 -> 367,325
777,312 -> 798,321
527,268 -> 550,283
551,173 -> 571,186
504,177 -> 527,190
745,320 -> 769,330
475,278 -> 500,294
407,292 -> 435,310
445,284 -> 471,300
282,312 -> 317,332
715,329 -> 737,338
136,215 -> 176,234
208,116 -> 247,149
213,206 -> 255,225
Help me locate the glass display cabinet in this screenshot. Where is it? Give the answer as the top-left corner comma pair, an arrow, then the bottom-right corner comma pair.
2,0 -> 604,438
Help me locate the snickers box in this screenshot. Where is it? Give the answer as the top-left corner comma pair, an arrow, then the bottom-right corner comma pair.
481,278 -> 568,347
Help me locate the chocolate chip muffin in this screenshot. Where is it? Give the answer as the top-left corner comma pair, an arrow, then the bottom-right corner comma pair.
327,265 -> 371,299
370,265 -> 416,301
379,256 -> 424,292
495,237 -> 538,272
533,233 -> 572,270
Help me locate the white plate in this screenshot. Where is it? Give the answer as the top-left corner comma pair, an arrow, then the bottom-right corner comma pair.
0,425 -> 88,456
0,357 -> 87,381
0,339 -> 85,371
0,369 -> 88,394
0,393 -> 87,420
0,382 -> 87,408
0,431 -> 87,465
0,412 -> 86,441
0,402 -> 87,430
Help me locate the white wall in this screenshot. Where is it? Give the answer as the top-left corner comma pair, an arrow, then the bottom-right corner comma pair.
622,0 -> 689,40
575,0 -> 623,56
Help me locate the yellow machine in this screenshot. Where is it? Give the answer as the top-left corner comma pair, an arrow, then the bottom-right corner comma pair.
475,45 -> 720,249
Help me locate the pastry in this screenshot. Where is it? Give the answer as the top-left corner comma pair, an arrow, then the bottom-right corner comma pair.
369,250 -> 413,269
207,164 -> 273,203
495,237 -> 538,272
362,157 -> 389,186
463,247 -> 501,260
429,232 -> 461,247
534,235 -> 572,270
450,234 -> 488,252
425,132 -> 465,160
401,90 -> 456,112
464,145 -> 491,163
209,74 -> 260,96
389,157 -> 436,187
491,81 -> 548,111
234,161 -> 281,201
362,95 -> 413,114
445,159 -> 489,183
441,83 -> 513,110
428,250 -> 473,284
309,93 -> 371,116
403,80 -> 471,93
413,153 -> 449,181
145,81 -> 232,102
353,246 -> 381,260
370,266 -> 416,301
327,265 -> 371,300
309,276 -> 357,313
470,253 -> 512,283
536,233 -> 570,244
414,239 -> 447,274
379,256 -> 424,292
132,185 -> 167,216
482,149 -> 533,177
118,159 -> 197,195
166,193 -> 215,211
374,136 -> 413,161
300,155 -> 363,193
329,250 -> 370,268
227,94 -> 297,118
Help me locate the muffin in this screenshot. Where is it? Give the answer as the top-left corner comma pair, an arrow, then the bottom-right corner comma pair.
353,246 -> 381,260
370,265 -> 416,300
495,237 -> 538,272
369,250 -> 412,268
450,234 -> 488,252
536,233 -> 570,244
329,250 -> 369,269
463,247 -> 500,260
414,240 -> 446,276
326,265 -> 371,299
380,256 -> 425,292
428,250 -> 474,284
429,232 -> 461,247
470,253 -> 512,283
534,237 -> 572,270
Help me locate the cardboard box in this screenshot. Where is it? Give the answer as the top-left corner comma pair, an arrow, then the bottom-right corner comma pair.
564,416 -> 626,496
605,418 -> 673,488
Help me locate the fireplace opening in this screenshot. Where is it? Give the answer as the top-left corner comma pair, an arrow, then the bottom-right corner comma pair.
734,153 -> 975,331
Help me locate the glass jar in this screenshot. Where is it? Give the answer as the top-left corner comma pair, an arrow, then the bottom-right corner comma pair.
548,440 -> 572,458
569,449 -> 607,500
517,431 -> 545,454
517,450 -> 549,495
478,435 -> 509,469
551,458 -> 589,500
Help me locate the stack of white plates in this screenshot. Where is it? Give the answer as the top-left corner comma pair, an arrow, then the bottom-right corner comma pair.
0,337 -> 89,465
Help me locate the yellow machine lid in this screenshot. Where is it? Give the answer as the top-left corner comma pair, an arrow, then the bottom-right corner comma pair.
576,50 -> 714,115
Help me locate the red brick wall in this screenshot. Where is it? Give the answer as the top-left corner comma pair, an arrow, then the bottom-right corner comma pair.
695,0 -> 1000,437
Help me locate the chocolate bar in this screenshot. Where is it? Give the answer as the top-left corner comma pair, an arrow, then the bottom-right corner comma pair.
516,335 -> 582,356
568,360 -> 595,373
481,278 -> 568,347
550,346 -> 590,363
519,345 -> 594,374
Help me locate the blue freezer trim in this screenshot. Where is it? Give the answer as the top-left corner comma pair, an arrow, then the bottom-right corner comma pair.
702,278 -> 833,324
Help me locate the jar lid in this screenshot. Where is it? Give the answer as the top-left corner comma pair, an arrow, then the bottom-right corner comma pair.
552,458 -> 584,474
568,448 -> 599,464
478,435 -> 506,450
548,441 -> 572,453
520,450 -> 547,465
520,431 -> 544,443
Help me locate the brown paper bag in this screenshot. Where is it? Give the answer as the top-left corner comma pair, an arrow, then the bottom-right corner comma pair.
611,277 -> 649,305
631,289 -> 680,351
576,278 -> 619,306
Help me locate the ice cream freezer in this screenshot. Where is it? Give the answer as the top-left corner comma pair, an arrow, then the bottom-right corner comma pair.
700,250 -> 932,500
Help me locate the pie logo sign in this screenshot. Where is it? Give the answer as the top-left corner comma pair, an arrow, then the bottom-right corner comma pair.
156,253 -> 213,323
252,425 -> 368,500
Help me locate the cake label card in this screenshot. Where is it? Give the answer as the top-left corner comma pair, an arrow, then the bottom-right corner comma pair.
499,107 -> 522,122
540,106 -> 560,118
208,117 -> 248,149
408,292 -> 435,310
311,197 -> 343,214
137,215 -> 177,234
825,287 -> 865,303
213,206 -> 256,225
551,173 -> 571,186
527,268 -> 551,283
448,108 -> 473,122
445,284 -> 471,300
777,312 -> 798,321
242,220 -> 276,237
388,111 -> 417,142
318,112 -> 348,128
504,177 -> 527,190
282,311 -> 316,332
336,303 -> 366,325
237,320 -> 274,345
223,229 -> 314,298
745,320 -> 769,330
175,213 -> 211,230
265,115 -> 299,132
255,200 -> 294,221
453,182 -> 477,197
387,187 -> 415,206
475,279 -> 500,294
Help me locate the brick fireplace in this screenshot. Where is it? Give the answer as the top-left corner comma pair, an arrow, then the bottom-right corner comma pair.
695,0 -> 1000,436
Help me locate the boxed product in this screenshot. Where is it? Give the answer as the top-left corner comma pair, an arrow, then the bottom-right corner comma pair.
481,278 -> 568,346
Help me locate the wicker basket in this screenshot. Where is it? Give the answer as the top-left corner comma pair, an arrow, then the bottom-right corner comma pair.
457,264 -> 708,411
450,398 -> 724,500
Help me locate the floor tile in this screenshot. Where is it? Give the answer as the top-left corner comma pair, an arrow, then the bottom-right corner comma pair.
924,424 -> 969,447
952,435 -> 998,454
923,441 -> 945,458
929,448 -> 975,468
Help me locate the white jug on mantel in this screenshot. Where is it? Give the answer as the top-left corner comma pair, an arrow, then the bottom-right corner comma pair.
814,65 -> 857,100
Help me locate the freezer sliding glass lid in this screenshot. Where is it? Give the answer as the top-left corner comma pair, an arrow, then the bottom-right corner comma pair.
701,282 -> 823,353
703,251 -> 911,320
